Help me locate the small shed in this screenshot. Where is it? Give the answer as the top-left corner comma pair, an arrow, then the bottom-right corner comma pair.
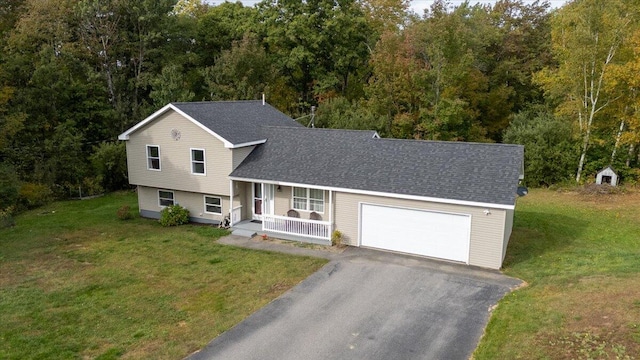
596,166 -> 619,186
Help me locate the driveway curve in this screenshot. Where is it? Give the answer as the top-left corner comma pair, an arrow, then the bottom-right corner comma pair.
188,237 -> 521,360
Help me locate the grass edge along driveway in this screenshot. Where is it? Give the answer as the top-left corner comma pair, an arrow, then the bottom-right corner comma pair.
0,191 -> 328,359
474,188 -> 640,359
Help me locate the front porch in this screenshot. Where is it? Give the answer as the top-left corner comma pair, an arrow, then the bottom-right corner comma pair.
228,180 -> 334,246
231,219 -> 332,246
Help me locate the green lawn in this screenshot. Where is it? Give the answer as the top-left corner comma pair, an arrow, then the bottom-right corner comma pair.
0,192 -> 328,359
475,188 -> 640,359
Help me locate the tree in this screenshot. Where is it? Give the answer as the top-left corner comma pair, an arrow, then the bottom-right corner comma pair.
256,0 -> 371,110
504,106 -> 579,186
315,96 -> 385,132
150,64 -> 195,107
90,141 -> 128,191
365,29 -> 425,136
608,29 -> 640,166
201,34 -> 274,101
534,0 -> 637,182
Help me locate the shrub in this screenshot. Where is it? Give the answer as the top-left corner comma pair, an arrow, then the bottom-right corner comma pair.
0,162 -> 20,209
331,230 -> 343,247
0,206 -> 15,228
503,106 -> 579,187
159,204 -> 189,227
81,176 -> 104,197
18,183 -> 53,209
90,142 -> 128,191
116,205 -> 134,220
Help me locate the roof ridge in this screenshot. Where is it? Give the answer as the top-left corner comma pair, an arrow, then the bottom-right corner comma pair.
374,137 -> 523,148
261,126 -> 376,133
172,100 -> 262,105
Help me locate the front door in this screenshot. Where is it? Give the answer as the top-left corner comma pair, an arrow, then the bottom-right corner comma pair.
252,183 -> 274,221
252,183 -> 262,220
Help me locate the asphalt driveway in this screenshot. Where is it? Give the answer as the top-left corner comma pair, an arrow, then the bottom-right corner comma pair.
188,237 -> 521,360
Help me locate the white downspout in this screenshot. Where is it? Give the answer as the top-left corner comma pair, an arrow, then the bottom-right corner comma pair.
329,190 -> 333,239
229,179 -> 234,227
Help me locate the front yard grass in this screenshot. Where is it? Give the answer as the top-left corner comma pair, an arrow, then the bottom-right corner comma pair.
475,188 -> 640,359
0,191 -> 328,359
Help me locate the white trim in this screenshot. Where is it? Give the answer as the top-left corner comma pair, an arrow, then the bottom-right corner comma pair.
119,104 -> 172,140
229,180 -> 235,226
146,145 -> 161,171
228,176 -> 515,210
251,182 -> 263,220
190,148 -> 206,176
158,189 -> 175,207
229,139 -> 267,149
357,202 -> 471,264
291,186 -> 325,214
203,195 -> 222,215
118,104 -> 236,148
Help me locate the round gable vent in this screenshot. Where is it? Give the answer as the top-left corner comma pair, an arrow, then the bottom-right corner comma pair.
171,129 -> 181,141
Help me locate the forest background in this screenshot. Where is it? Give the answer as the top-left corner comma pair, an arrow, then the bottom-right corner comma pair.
1,0 -> 639,213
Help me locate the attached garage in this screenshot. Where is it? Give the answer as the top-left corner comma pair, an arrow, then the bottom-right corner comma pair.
360,203 -> 471,264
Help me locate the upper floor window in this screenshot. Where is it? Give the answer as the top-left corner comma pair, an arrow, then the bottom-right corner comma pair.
292,187 -> 324,213
191,148 -> 205,175
147,145 -> 160,170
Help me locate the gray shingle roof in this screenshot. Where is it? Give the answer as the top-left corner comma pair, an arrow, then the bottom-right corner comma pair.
230,127 -> 524,206
172,101 -> 302,145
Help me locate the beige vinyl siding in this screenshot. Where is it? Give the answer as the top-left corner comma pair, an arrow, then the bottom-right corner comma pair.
273,186 -> 329,221
232,145 -> 256,170
232,183 -> 330,221
333,192 -> 508,269
137,186 -> 230,223
126,110 -> 232,195
502,208 -> 514,261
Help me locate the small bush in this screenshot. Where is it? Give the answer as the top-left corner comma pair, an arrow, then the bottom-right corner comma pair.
0,206 -> 15,228
159,204 -> 189,227
116,205 -> 134,220
331,230 -> 343,247
81,176 -> 104,197
0,163 -> 20,209
18,183 -> 53,209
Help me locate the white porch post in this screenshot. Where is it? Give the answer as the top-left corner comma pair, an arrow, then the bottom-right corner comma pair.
229,179 -> 234,227
261,183 -> 266,232
329,190 -> 333,235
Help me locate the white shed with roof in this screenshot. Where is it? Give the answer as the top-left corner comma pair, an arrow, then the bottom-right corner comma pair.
596,166 -> 618,186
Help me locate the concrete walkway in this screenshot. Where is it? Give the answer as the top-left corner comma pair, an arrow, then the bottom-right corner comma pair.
188,235 -> 521,360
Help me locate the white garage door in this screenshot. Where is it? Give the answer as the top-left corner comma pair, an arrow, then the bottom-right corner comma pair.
360,204 -> 471,263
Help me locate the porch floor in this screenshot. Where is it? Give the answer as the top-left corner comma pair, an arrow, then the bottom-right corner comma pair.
231,220 -> 331,246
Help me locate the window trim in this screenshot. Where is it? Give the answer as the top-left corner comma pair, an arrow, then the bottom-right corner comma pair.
147,145 -> 161,171
158,190 -> 175,207
190,148 -> 206,176
204,195 -> 222,215
291,187 -> 324,214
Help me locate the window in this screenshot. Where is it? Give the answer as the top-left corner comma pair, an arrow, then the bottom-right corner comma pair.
292,187 -> 324,213
204,196 -> 222,214
191,148 -> 205,175
158,190 -> 174,207
147,145 -> 160,170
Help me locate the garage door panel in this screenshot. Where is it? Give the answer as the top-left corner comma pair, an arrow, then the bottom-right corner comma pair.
360,204 -> 470,263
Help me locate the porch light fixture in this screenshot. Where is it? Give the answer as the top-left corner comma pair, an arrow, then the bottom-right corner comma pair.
277,185 -> 282,192
483,209 -> 491,216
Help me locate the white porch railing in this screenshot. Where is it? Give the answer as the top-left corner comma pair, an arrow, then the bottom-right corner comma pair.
262,214 -> 331,240
231,206 -> 242,224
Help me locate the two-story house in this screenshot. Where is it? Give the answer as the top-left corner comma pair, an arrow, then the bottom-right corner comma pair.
119,101 -> 524,269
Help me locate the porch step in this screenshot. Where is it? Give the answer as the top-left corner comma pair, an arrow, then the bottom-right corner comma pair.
231,228 -> 257,238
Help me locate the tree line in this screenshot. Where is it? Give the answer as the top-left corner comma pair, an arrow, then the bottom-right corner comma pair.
1,0 -> 639,214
